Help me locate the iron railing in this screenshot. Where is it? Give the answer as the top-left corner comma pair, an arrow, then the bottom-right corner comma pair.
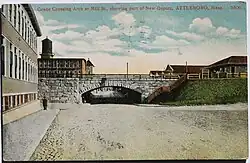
38,73 -> 179,81
187,72 -> 248,80
169,74 -> 187,91
147,86 -> 170,104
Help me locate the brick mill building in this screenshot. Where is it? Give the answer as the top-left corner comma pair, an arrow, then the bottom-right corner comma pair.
38,37 -> 95,78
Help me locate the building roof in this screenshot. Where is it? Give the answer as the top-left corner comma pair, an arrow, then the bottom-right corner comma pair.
207,56 -> 247,68
22,4 -> 42,37
38,58 -> 86,60
149,71 -> 164,75
168,65 -> 206,74
165,64 -> 174,72
42,37 -> 52,42
86,59 -> 95,67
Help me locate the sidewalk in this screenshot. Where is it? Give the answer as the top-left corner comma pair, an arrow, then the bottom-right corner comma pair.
3,108 -> 60,161
3,100 -> 43,125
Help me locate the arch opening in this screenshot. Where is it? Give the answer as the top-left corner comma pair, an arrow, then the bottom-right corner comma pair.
81,86 -> 142,104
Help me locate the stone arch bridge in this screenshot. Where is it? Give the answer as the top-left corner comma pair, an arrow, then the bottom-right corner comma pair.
38,74 -> 176,103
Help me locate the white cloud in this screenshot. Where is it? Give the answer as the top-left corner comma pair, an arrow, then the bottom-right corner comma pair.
36,10 -> 246,74
47,36 -> 125,56
144,15 -> 182,29
138,35 -> 190,50
85,25 -> 120,40
35,10 -> 81,34
137,25 -> 152,38
52,38 -> 126,54
36,11 -> 152,54
216,27 -> 241,38
50,25 -> 121,42
45,19 -> 63,26
94,39 -> 126,52
216,26 -> 229,35
165,30 -> 205,41
51,30 -> 85,40
45,19 -> 81,28
70,40 -> 93,52
229,29 -> 241,35
35,10 -> 83,54
226,29 -> 241,38
189,17 -> 215,33
111,11 -> 153,37
151,35 -> 190,48
189,17 -> 242,39
37,10 -> 155,55
112,11 -> 136,27
43,23 -> 80,33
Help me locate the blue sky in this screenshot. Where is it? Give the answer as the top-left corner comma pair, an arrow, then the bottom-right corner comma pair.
33,2 -> 247,73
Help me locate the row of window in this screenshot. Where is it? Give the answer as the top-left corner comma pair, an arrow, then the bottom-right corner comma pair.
38,70 -> 82,78
2,4 -> 37,51
38,60 -> 81,68
39,70 -> 81,74
1,35 -> 4,76
2,93 -> 37,112
216,66 -> 247,73
1,36 -> 38,82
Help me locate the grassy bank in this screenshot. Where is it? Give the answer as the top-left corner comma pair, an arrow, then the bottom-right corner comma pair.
161,78 -> 248,106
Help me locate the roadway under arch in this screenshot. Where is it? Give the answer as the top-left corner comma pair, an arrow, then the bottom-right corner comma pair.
81,86 -> 142,104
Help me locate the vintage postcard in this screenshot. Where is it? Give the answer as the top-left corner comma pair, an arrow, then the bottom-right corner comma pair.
1,1 -> 248,161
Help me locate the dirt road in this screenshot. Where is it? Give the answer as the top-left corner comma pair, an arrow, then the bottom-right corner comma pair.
30,103 -> 248,160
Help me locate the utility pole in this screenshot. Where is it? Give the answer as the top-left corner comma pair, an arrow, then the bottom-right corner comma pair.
185,61 -> 188,74
126,62 -> 128,79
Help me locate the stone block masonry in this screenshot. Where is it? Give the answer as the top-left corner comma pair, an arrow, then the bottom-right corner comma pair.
38,77 -> 176,103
